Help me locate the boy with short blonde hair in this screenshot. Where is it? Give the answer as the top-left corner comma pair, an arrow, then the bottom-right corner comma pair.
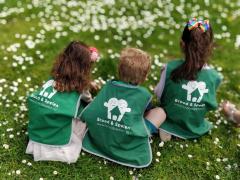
80,48 -> 165,168
119,48 -> 151,84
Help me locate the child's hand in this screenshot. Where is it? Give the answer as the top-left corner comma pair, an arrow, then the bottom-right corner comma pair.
90,81 -> 101,92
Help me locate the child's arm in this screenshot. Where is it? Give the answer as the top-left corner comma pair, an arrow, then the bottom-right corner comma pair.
90,81 -> 101,92
76,91 -> 92,121
81,90 -> 92,103
154,65 -> 167,99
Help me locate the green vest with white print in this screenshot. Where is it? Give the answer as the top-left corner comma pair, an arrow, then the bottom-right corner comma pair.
160,60 -> 221,139
81,80 -> 152,168
27,79 -> 83,146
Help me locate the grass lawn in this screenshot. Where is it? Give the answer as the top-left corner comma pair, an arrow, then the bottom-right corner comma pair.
0,0 -> 239,179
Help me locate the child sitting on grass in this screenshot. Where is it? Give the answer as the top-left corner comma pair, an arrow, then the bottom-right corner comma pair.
80,48 -> 165,168
26,41 -> 99,163
153,18 -> 222,141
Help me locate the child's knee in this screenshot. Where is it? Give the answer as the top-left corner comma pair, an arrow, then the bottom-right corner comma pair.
155,107 -> 166,119
150,107 -> 166,121
145,107 -> 166,128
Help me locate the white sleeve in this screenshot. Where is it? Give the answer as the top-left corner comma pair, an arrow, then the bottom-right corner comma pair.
154,64 -> 167,99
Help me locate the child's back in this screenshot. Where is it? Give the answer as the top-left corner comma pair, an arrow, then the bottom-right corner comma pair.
26,41 -> 98,163
155,18 -> 221,140
80,48 -> 163,168
159,59 -> 221,139
28,79 -> 82,145
81,80 -> 152,168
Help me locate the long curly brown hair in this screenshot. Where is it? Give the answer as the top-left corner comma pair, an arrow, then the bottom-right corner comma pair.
51,41 -> 92,93
171,24 -> 213,82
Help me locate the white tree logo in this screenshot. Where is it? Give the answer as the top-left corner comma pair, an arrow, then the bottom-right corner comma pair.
182,81 -> 209,103
104,98 -> 131,121
39,80 -> 57,99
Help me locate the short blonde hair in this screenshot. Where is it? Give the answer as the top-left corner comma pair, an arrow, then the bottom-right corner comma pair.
118,48 -> 151,85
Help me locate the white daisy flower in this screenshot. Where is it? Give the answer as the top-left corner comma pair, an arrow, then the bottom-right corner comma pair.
16,170 -> 21,175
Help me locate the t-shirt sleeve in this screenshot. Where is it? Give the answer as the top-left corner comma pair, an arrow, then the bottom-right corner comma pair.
154,64 -> 167,99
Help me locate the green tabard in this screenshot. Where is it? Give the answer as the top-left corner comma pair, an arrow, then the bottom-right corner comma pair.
80,80 -> 152,168
160,60 -> 221,139
27,79 -> 81,146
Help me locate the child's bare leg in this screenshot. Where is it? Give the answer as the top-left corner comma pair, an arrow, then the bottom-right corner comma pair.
145,107 -> 171,141
159,129 -> 172,142
145,107 -> 166,128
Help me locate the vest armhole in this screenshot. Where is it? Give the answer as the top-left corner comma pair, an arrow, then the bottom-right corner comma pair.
154,64 -> 167,99
74,94 -> 82,118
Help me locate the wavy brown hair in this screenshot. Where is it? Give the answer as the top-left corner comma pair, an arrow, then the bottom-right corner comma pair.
171,24 -> 213,82
51,41 -> 92,93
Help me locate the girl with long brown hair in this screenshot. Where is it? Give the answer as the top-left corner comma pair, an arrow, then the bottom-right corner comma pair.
26,41 -> 99,163
154,18 -> 222,141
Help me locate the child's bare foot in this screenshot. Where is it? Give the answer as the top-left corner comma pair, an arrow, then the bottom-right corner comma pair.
221,101 -> 240,126
159,129 -> 171,142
